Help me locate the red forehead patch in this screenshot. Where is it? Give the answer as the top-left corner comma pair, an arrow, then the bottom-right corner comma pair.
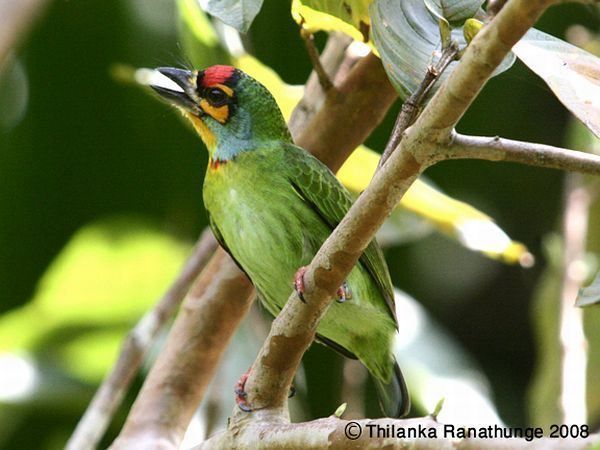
201,65 -> 236,87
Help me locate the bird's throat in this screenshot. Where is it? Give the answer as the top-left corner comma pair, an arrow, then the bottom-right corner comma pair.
186,113 -> 217,153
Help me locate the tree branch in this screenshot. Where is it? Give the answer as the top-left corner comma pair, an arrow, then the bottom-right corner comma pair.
66,230 -> 217,450
378,42 -> 460,170
300,27 -> 334,92
0,0 -> 51,72
110,248 -> 254,450
409,0 -> 559,151
288,32 -> 352,139
296,52 -> 397,172
196,416 -> 599,449
237,0 -> 562,422
445,133 -> 600,175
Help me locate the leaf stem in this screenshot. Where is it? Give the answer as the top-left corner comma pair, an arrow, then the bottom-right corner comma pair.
377,43 -> 459,170
300,26 -> 334,91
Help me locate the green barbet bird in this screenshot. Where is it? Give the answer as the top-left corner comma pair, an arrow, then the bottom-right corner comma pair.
151,65 -> 409,417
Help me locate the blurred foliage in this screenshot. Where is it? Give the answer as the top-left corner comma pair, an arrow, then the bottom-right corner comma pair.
0,0 -> 599,448
527,118 -> 600,428
514,29 -> 600,139
0,217 -> 188,379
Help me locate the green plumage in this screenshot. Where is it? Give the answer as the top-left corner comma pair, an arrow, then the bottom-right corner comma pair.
152,65 -> 409,417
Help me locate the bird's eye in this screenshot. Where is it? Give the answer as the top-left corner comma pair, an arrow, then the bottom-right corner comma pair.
205,88 -> 228,107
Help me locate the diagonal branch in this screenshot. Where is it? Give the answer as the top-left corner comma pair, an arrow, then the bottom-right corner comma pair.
445,133 -> 600,175
409,0 -> 562,150
296,52 -> 397,172
110,248 -> 254,450
238,0 -> 562,420
66,230 -> 217,450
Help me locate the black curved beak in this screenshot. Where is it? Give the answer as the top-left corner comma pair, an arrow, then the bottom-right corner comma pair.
150,67 -> 197,112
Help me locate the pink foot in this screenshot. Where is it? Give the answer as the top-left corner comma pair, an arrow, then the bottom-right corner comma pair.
294,266 -> 308,303
336,282 -> 352,303
295,266 -> 351,304
234,369 -> 252,412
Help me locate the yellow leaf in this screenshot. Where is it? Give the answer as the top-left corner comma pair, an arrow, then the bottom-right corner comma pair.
337,146 -> 532,265
291,0 -> 372,42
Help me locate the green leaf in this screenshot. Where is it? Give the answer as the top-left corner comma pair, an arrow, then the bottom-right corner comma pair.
333,402 -> 347,417
430,397 -> 445,419
576,271 -> 600,307
201,0 -> 264,33
370,0 -> 514,99
423,0 -> 483,24
514,29 -> 600,139
178,0 -> 232,68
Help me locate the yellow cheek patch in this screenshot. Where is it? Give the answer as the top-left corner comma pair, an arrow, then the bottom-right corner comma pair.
199,99 -> 230,124
186,113 -> 216,151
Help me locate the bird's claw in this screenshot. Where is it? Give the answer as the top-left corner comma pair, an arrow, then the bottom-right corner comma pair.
336,282 -> 352,303
294,266 -> 308,303
235,370 -> 252,412
295,266 -> 351,304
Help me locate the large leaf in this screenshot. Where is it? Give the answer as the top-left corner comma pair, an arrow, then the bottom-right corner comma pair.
200,0 -> 264,33
514,29 -> 600,139
577,271 -> 600,307
370,0 -> 514,99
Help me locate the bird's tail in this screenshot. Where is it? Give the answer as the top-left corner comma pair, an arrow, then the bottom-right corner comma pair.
373,361 -> 410,418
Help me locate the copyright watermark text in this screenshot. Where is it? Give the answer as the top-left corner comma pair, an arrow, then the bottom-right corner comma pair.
343,422 -> 590,441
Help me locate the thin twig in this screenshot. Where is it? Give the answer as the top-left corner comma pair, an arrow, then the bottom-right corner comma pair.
288,32 -> 352,139
445,133 -> 600,175
66,229 -> 217,450
378,44 -> 459,170
300,26 -> 334,91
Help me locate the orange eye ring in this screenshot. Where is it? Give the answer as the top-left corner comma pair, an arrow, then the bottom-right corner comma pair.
199,99 -> 229,124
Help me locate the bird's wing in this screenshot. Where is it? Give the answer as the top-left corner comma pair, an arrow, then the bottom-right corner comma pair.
207,211 -> 251,280
283,144 -> 397,324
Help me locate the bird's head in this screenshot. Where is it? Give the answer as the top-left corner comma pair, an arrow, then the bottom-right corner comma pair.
151,65 -> 291,157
